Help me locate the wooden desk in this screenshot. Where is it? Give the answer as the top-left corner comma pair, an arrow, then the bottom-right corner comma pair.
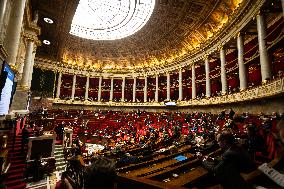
168,166 -> 208,186
124,153 -> 193,177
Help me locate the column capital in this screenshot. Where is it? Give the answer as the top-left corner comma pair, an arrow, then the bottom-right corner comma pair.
22,29 -> 41,44
237,31 -> 245,37
203,54 -> 209,60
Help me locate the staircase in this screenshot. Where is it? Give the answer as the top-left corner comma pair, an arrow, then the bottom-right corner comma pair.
54,145 -> 67,173
4,131 -> 28,189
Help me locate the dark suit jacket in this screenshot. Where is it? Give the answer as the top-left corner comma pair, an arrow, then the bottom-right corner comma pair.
202,145 -> 256,189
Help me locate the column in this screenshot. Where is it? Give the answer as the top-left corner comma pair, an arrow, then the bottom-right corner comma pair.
220,47 -> 228,94
28,50 -> 36,88
144,76 -> 147,102
155,75 -> 159,102
256,13 -> 272,82
121,77 -> 125,102
281,0 -> 284,16
237,33 -> 248,90
5,0 -> 27,66
0,0 -> 7,33
85,76 -> 89,100
205,57 -> 211,97
132,77 -> 136,102
192,64 -> 196,99
71,75 -> 76,100
56,72 -> 62,98
167,72 -> 170,100
98,77 -> 102,101
110,77 -> 114,101
178,68 -> 183,101
20,40 -> 34,88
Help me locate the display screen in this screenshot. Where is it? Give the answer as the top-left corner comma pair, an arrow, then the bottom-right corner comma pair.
164,101 -> 176,106
174,155 -> 187,161
0,62 -> 15,115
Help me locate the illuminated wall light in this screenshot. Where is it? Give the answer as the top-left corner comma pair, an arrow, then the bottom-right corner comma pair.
43,40 -> 50,45
44,17 -> 54,24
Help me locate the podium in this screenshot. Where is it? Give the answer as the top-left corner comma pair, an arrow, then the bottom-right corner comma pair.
27,134 -> 56,161
63,128 -> 73,148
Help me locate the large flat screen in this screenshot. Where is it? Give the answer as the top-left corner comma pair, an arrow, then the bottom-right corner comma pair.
0,62 -> 15,115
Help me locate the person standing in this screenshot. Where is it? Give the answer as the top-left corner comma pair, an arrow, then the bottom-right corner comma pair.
21,125 -> 29,152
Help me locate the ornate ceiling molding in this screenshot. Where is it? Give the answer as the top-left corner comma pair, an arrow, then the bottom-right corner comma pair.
34,0 -> 267,78
33,0 -> 253,73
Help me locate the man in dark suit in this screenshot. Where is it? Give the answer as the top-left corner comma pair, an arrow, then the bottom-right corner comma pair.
200,131 -> 256,189
21,125 -> 29,152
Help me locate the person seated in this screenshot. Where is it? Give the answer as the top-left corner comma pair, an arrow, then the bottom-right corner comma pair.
199,130 -> 256,189
202,132 -> 219,153
255,118 -> 284,188
243,124 -> 266,161
84,156 -> 116,189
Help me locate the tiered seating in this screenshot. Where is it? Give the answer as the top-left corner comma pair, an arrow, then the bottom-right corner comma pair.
26,109 -> 283,188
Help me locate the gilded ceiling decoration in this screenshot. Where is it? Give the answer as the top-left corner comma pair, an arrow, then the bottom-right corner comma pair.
31,0 -> 243,73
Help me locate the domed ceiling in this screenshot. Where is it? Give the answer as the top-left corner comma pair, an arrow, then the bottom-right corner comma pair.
31,0 -> 243,73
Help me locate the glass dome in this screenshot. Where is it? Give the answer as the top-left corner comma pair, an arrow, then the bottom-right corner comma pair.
70,0 -> 155,40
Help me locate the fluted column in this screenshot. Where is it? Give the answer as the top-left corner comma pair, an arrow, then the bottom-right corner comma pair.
155,75 -> 159,102
71,75 -> 76,100
5,0 -> 27,66
56,72 -> 62,98
110,77 -> 114,101
98,77 -> 102,101
192,64 -> 196,99
256,13 -> 272,82
0,0 -> 7,35
144,76 -> 148,102
121,77 -> 125,102
85,76 -> 89,100
237,33 -> 248,90
178,68 -> 183,101
20,39 -> 34,88
167,72 -> 171,100
132,77 -> 136,102
220,47 -> 228,94
205,57 -> 211,97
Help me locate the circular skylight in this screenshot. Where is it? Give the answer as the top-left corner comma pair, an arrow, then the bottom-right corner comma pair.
70,0 -> 155,40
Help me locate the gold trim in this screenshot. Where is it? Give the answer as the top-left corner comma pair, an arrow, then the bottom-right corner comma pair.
53,77 -> 284,107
